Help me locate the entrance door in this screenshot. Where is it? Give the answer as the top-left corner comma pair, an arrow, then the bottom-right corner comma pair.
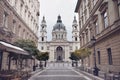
56,46 -> 63,62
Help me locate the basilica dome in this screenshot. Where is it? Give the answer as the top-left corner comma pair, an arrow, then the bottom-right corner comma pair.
53,15 -> 66,31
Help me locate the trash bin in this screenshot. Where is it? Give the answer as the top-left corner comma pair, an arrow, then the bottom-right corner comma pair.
33,66 -> 36,71
93,67 -> 100,76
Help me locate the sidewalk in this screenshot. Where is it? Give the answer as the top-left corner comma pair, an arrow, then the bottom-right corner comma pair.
74,68 -> 104,80
30,68 -> 42,75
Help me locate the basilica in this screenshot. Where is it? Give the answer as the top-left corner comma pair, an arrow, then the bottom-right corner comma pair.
38,15 -> 80,62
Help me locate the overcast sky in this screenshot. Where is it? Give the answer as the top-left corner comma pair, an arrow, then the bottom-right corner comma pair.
39,0 -> 78,41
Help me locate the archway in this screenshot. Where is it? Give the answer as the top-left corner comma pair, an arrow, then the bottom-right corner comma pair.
56,46 -> 64,62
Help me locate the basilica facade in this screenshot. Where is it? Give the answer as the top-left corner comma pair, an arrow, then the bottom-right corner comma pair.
38,15 -> 80,62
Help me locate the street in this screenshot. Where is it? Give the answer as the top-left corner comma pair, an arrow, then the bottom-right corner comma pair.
29,62 -> 92,80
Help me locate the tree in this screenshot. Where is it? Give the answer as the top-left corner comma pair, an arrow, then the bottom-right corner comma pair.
14,40 -> 39,56
69,52 -> 80,67
36,52 -> 49,67
74,48 -> 91,67
69,52 -> 79,61
13,39 -> 40,69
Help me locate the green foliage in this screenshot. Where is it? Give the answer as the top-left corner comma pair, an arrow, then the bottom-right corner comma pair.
14,39 -> 39,56
69,52 -> 80,61
74,48 -> 91,59
36,52 -> 49,61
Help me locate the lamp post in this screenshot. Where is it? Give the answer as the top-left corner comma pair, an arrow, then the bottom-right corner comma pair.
91,36 -> 99,76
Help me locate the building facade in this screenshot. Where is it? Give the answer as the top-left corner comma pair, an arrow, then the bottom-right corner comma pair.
0,0 -> 40,43
0,0 -> 40,71
75,0 -> 120,74
38,15 -> 80,62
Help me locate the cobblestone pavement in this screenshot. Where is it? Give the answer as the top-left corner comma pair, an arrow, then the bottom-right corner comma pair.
29,62 -> 92,80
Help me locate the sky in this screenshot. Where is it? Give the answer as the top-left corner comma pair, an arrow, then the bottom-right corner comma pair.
39,0 -> 78,41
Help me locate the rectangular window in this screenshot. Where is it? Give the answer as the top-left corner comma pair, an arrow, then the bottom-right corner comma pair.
3,12 -> 8,28
107,48 -> 112,65
13,20 -> 16,33
75,37 -> 77,41
97,51 -> 101,64
95,20 -> 99,35
41,46 -> 44,50
14,0 -> 17,7
102,10 -> 108,28
18,26 -> 21,37
118,0 -> 120,17
23,29 -> 25,39
86,31 -> 88,43
42,37 -> 44,41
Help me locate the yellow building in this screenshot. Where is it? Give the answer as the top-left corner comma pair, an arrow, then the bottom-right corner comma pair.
75,0 -> 120,77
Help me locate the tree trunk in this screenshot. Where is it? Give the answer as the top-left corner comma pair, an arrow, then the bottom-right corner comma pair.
20,59 -> 23,69
72,60 -> 74,67
39,60 -> 42,68
81,59 -> 84,66
8,56 -> 11,71
76,61 -> 78,67
44,60 -> 47,67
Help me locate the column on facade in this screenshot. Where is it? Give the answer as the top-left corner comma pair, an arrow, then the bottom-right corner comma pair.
108,0 -> 119,25
64,46 -> 69,61
81,35 -> 83,46
88,27 -> 91,42
79,35 -> 82,47
98,11 -> 103,33
82,32 -> 85,46
84,31 -> 87,44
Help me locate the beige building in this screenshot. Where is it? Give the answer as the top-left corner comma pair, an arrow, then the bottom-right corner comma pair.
38,16 -> 80,62
0,0 -> 40,71
0,0 -> 40,43
75,0 -> 120,75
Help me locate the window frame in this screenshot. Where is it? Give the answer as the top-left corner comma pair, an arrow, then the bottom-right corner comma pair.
117,0 -> 120,17
3,12 -> 8,28
13,20 -> 16,33
42,37 -> 44,41
97,51 -> 101,64
107,48 -> 113,65
102,10 -> 109,28
41,46 -> 44,50
94,19 -> 99,35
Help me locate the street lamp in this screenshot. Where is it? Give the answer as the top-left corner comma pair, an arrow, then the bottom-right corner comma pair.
91,36 -> 99,76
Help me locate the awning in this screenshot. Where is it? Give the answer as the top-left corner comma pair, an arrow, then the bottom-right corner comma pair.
0,41 -> 29,55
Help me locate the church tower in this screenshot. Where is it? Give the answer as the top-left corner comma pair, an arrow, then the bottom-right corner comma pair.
72,16 -> 80,50
38,16 -> 47,51
40,16 -> 47,42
